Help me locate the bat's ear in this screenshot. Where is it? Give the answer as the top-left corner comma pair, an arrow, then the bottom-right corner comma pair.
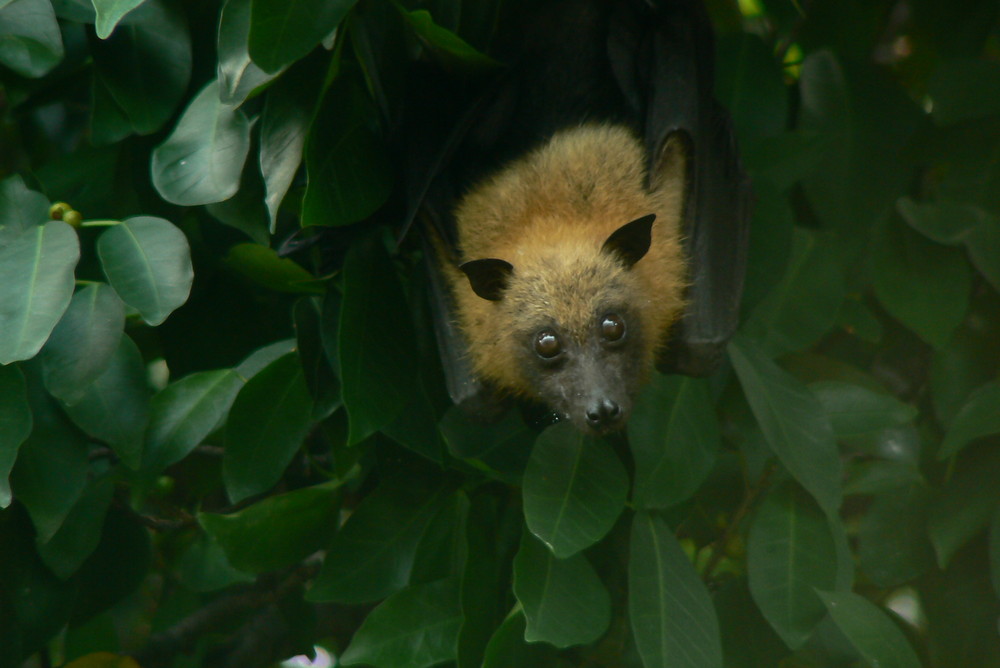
460,258 -> 513,301
602,214 -> 655,268
649,131 -> 691,193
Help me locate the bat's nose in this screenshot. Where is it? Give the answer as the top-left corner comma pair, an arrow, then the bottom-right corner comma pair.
585,398 -> 622,430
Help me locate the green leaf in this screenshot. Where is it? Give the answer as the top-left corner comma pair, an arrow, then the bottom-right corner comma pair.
809,380 -> 916,438
97,216 -> 193,326
743,228 -> 845,357
739,180 -> 794,315
629,511 -> 722,668
939,381 -> 1000,459
927,447 -> 1000,569
218,0 -> 276,105
857,483 -> 934,587
234,337 -> 297,379
513,530 -> 610,648
294,297 -> 340,419
301,76 -> 393,227
222,243 -> 322,294
89,0 -> 191,139
143,369 -> 243,473
872,216 -> 971,349
151,80 -> 251,206
629,375 -> 719,510
748,481 -> 839,649
481,611 -> 558,668
62,335 -> 149,469
990,505 -> 1000,598
340,578 -> 462,668
715,579 -> 790,668
338,235 -> 417,445
928,58 -> 1000,126
223,352 -> 314,503
248,0 -> 355,74
0,222 -> 80,364
0,174 -> 49,248
843,460 -> 923,496
40,284 -> 124,405
204,152 -> 270,245
729,336 -> 842,515
308,480 -> 450,603
399,9 -> 501,73
0,0 -> 64,77
92,0 -> 145,38
173,532 -> 254,592
522,422 -> 626,558
818,591 -> 921,668
36,474 -> 115,579
715,32 -> 788,147
199,479 -> 342,574
0,364 -> 32,508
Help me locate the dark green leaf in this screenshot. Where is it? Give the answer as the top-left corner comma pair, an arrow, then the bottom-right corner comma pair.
872,216 -> 971,349
97,216 -> 193,326
0,174 -> 49,248
629,511 -> 722,668
36,474 -> 115,579
928,58 -> 1000,126
223,352 -> 314,503
0,222 -> 80,364
151,80 -> 251,206
308,480 -> 450,603
0,0 -> 64,77
629,375 -> 719,510
522,422 -> 627,558
41,284 -> 124,405
340,578 -> 462,668
897,197 -> 987,245
410,492 -> 468,584
818,591 -> 921,668
843,460 -> 923,496
143,369 -> 243,473
748,481 -> 839,649
939,381 -> 1000,459
338,235 -> 417,444
991,505 -> 1000,598
440,405 -> 535,461
222,243 -> 322,294
715,32 -> 787,147
927,447 -> 1000,569
743,228 -> 845,357
248,0 -> 355,73
200,479 -> 341,573
809,380 -> 916,438
0,364 -> 32,508
62,335 -> 149,469
715,579 -> 789,668
857,483 -> 934,587
173,532 -> 254,592
234,337 -> 297,378
739,180 -> 794,315
89,0 -> 191,139
481,611 -> 558,668
218,0 -> 276,105
729,336 -> 842,514
293,297 -> 340,419
301,76 -> 392,227
92,0 -> 145,38
513,530 -> 610,648
399,9 -> 501,73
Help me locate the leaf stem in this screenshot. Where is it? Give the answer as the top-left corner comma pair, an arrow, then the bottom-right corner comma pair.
703,462 -> 777,579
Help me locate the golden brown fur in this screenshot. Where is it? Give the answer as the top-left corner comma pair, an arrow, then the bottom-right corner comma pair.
445,123 -> 687,398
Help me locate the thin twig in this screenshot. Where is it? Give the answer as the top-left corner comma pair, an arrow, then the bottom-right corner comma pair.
703,462 -> 777,579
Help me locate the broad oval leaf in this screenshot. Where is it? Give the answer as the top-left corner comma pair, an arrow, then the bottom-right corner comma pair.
90,0 -> 191,140
927,447 -> 1000,569
629,511 -> 722,668
340,578 -> 462,668
512,530 -> 610,648
729,336 -> 842,514
199,479 -> 342,574
222,352 -> 314,503
36,474 -> 115,579
629,375 -> 719,509
522,422 -> 627,558
0,174 -> 49,248
400,9 -> 500,73
0,0 -> 64,78
857,483 -> 934,587
173,532 -> 253,593
0,364 -> 32,508
222,243 -> 321,294
810,380 -> 917,438
939,381 -> 1000,459
247,0 -> 356,74
481,611 -> 558,668
151,80 -> 251,206
92,0 -> 145,38
218,0 -> 276,105
62,335 -> 150,469
97,216 -> 193,326
0,221 -> 80,364
818,590 -> 921,668
143,369 -> 244,473
308,480 -> 450,603
747,481 -> 839,649
41,283 -> 125,405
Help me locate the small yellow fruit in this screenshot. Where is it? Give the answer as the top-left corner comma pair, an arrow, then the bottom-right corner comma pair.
49,202 -> 71,220
62,210 -> 83,227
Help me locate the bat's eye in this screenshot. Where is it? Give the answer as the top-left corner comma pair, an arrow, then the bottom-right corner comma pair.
534,330 -> 562,359
601,314 -> 626,342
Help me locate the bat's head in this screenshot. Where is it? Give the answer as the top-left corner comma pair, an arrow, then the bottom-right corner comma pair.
460,214 -> 657,434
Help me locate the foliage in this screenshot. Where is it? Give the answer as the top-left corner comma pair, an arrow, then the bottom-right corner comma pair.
0,0 -> 999,666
